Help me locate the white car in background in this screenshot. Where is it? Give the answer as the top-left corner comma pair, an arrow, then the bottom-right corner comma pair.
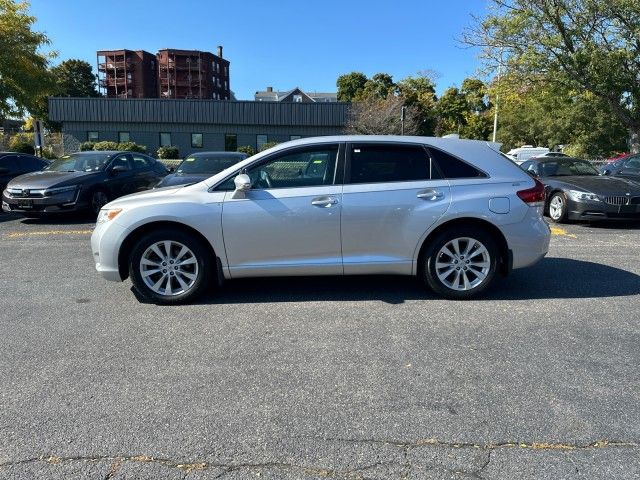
91,136 -> 550,304
506,146 -> 550,164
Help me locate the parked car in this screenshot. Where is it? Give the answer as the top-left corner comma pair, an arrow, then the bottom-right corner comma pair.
519,157 -> 640,223
2,150 -> 168,217
0,152 -> 49,199
534,152 -> 570,158
157,151 -> 248,188
600,154 -> 640,180
91,136 -> 550,304
505,145 -> 550,164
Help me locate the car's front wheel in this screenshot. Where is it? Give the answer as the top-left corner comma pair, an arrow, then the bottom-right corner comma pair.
548,192 -> 568,223
423,227 -> 498,300
129,229 -> 212,304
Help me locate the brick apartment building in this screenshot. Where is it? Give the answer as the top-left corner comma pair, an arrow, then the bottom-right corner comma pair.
97,46 -> 230,100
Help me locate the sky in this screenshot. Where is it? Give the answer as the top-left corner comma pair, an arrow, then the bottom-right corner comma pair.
29,0 -> 489,100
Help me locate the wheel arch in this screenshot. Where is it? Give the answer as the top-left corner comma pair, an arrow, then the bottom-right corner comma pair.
416,217 -> 510,277
117,220 -> 220,282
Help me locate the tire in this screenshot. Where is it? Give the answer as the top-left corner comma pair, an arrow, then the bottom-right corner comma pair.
423,226 -> 499,300
90,190 -> 109,216
547,192 -> 568,223
129,229 -> 213,304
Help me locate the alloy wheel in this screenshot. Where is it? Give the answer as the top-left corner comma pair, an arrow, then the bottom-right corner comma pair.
434,237 -> 491,291
549,195 -> 564,220
139,240 -> 199,297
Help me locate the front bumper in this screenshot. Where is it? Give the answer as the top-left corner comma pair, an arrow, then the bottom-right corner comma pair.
2,190 -> 89,214
91,220 -> 129,282
566,198 -> 640,221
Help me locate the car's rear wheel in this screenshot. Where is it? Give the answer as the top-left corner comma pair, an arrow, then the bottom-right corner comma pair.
423,227 -> 498,300
548,192 -> 568,223
129,229 -> 212,304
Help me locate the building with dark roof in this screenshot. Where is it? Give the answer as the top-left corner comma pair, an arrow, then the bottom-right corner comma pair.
48,97 -> 349,156
255,87 -> 337,103
97,46 -> 230,100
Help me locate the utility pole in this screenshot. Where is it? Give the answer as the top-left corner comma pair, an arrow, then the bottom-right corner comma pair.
401,106 -> 406,135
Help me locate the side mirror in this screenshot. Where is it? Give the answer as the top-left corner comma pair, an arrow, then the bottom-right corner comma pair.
109,165 -> 128,176
231,173 -> 251,199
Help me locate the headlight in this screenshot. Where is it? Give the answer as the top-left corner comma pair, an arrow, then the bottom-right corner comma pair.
567,190 -> 600,202
96,208 -> 122,224
44,185 -> 78,196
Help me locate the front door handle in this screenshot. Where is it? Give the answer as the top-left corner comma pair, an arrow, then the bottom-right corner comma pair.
417,189 -> 445,201
311,196 -> 339,208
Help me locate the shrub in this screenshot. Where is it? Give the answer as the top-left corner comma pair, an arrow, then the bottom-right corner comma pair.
93,141 -> 119,151
9,133 -> 35,154
157,145 -> 179,159
259,141 -> 279,152
237,145 -> 256,156
41,147 -> 57,160
117,141 -> 146,153
80,141 -> 95,151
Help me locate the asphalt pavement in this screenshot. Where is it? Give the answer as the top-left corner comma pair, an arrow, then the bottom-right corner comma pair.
0,212 -> 638,479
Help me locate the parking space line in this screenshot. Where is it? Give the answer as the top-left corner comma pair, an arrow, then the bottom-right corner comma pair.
550,226 -> 577,238
4,229 -> 93,238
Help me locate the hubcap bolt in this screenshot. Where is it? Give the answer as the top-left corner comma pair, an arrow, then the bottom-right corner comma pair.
162,262 -> 166,266
162,269 -> 167,273
170,272 -> 174,276
170,260 -> 174,264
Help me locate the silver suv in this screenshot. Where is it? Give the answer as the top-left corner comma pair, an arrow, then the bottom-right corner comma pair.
91,136 -> 550,303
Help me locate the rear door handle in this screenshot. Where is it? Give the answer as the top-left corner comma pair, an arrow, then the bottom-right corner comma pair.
417,189 -> 445,201
311,196 -> 339,208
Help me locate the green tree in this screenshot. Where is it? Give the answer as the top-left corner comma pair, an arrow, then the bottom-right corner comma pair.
336,72 -> 368,101
396,73 -> 438,136
464,0 -> 640,151
361,73 -> 396,99
50,59 -> 99,97
435,87 -> 467,136
0,0 -> 54,116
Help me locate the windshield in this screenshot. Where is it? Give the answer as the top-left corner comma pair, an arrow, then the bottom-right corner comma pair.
177,154 -> 245,174
539,160 -> 600,177
46,153 -> 112,172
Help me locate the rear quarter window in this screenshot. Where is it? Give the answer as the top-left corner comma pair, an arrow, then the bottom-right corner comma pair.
428,147 -> 487,179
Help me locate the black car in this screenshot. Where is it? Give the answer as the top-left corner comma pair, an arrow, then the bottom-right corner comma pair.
520,157 -> 640,222
157,151 -> 248,188
2,150 -> 168,216
600,153 -> 640,180
0,151 -> 49,193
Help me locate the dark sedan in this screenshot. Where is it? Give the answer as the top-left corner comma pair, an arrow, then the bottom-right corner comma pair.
520,157 -> 640,222
2,150 -> 168,217
156,151 -> 248,188
0,152 -> 49,193
600,153 -> 640,180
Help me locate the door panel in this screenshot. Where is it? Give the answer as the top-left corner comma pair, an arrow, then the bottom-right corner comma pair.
340,143 -> 450,275
222,186 -> 342,277
221,144 -> 343,277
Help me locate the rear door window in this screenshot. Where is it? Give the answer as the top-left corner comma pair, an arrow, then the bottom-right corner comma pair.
347,144 -> 436,184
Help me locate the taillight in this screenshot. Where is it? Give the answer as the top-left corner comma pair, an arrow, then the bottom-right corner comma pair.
517,178 -> 545,206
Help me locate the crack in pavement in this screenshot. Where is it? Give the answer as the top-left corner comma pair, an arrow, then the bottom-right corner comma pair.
0,439 -> 637,479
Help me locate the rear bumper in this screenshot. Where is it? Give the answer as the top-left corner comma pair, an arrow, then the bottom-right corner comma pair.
501,208 -> 550,270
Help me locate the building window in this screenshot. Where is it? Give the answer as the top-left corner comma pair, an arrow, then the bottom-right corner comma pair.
293,95 -> 302,102
118,131 -> 130,143
159,132 -> 172,147
290,135 -> 302,141
224,134 -> 237,152
87,131 -> 99,142
256,134 -> 268,151
191,133 -> 203,148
